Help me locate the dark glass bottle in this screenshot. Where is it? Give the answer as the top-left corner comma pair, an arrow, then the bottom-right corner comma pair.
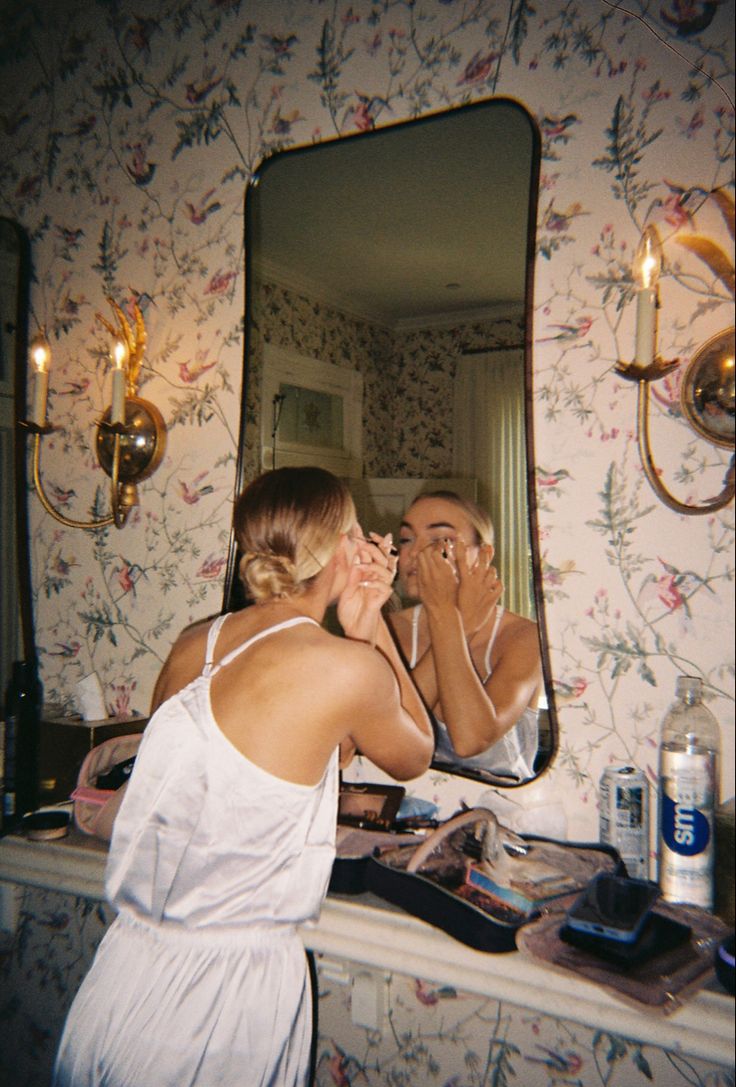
2,659 -> 43,831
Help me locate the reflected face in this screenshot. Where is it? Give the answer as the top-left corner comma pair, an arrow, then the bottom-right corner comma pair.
397,497 -> 480,598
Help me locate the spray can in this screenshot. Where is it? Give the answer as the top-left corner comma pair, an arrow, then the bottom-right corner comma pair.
599,765 -> 649,879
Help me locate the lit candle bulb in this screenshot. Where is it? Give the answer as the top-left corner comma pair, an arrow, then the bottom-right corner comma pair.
29,332 -> 51,427
110,338 -> 129,425
633,225 -> 663,370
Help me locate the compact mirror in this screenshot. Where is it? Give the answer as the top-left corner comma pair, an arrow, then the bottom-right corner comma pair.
223,97 -> 556,786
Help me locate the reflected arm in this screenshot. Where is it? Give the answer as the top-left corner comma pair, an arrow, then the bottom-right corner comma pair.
423,601 -> 541,757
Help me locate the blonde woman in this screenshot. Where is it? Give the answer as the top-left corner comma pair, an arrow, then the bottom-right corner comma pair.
54,466 -> 432,1087
388,491 -> 542,782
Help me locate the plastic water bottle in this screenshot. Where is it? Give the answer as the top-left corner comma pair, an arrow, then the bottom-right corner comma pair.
658,675 -> 720,909
2,660 -> 43,831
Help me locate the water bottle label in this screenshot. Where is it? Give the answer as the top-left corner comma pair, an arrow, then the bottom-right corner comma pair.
661,792 -> 710,855
659,749 -> 715,908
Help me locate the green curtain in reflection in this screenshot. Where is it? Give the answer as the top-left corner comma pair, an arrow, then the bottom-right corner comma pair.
453,351 -> 533,619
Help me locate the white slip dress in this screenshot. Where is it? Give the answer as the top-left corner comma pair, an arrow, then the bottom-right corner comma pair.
410,604 -> 538,781
53,614 -> 338,1087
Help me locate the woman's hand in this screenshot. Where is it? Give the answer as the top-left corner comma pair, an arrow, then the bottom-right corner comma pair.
337,531 -> 397,644
416,539 -> 459,612
456,539 -> 503,637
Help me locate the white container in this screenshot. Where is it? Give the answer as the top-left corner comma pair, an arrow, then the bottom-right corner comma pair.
658,675 -> 720,909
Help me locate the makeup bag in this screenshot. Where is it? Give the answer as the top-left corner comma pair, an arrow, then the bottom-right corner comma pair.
70,733 -> 143,840
365,807 -> 622,953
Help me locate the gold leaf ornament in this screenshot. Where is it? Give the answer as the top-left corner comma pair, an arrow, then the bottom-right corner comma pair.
674,234 -> 736,297
95,298 -> 147,392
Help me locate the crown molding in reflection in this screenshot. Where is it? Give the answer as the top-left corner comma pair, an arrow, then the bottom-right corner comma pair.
257,255 -> 524,333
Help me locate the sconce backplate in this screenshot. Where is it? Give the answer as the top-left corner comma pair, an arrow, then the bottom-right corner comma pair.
96,395 -> 167,483
681,326 -> 735,449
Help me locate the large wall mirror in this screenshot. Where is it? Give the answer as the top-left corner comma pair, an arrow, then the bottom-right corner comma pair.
223,97 -> 556,786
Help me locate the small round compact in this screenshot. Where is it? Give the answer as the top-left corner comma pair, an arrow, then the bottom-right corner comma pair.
715,933 -> 735,996
22,809 -> 71,841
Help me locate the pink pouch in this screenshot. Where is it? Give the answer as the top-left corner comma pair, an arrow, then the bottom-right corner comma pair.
71,733 -> 143,841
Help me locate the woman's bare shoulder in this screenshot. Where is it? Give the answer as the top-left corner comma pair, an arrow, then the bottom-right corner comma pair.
498,609 -> 540,648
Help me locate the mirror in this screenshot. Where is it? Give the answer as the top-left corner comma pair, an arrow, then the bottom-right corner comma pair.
0,217 -> 34,697
224,97 -> 556,785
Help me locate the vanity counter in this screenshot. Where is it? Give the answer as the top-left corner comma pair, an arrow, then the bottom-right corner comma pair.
0,829 -> 733,1068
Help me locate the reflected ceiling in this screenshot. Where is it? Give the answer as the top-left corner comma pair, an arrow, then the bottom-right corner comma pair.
250,101 -> 534,325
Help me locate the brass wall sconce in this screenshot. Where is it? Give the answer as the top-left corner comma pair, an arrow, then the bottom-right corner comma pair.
615,227 -> 735,515
22,299 -> 167,530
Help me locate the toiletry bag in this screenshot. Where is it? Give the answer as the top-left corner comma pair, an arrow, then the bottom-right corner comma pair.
365,807 -> 623,953
71,733 -> 143,840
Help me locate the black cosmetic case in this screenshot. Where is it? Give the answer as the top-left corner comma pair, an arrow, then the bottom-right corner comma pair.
355,807 -> 623,954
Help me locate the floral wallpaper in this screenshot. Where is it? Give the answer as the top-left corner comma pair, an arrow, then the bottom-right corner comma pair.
0,1 -> 734,1083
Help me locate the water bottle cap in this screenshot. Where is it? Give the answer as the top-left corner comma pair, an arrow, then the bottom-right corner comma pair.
675,675 -> 702,698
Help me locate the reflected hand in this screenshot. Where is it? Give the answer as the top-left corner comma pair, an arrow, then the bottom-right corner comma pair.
457,540 -> 503,637
337,531 -> 397,643
416,539 -> 459,610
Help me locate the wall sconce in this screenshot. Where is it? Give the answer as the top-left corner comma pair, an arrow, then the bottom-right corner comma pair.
615,226 -> 734,515
22,299 -> 167,530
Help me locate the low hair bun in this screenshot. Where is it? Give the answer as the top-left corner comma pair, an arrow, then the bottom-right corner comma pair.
239,551 -> 299,601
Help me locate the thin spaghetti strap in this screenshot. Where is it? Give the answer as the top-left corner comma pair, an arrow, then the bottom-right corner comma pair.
210,616 -> 319,677
410,605 -> 421,669
483,605 -> 505,677
203,614 -> 231,677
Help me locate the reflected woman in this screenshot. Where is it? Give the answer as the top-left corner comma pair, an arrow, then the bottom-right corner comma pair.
387,492 -> 542,782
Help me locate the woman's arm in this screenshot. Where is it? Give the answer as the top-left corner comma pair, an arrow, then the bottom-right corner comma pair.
409,543 -> 541,758
426,605 -> 541,757
337,534 -> 434,778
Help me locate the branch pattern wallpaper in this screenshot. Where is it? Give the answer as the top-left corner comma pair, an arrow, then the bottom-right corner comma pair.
0,1 -> 734,1084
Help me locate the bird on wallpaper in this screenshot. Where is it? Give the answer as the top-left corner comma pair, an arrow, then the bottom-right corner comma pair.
526,1045 -> 583,1075
179,356 -> 217,383
542,200 -> 586,233
47,640 -> 82,658
185,71 -> 223,105
413,979 -> 457,1005
346,92 -> 390,131
660,1 -> 722,37
537,316 -> 594,343
552,676 -> 589,705
260,33 -> 299,56
72,114 -> 97,138
125,15 -> 161,56
125,143 -> 156,187
536,467 -> 572,488
270,108 -> 305,135
456,50 -> 499,86
539,113 -> 580,143
184,189 -> 222,225
57,378 -> 91,396
179,472 -> 215,505
115,559 -> 147,596
49,483 -> 77,507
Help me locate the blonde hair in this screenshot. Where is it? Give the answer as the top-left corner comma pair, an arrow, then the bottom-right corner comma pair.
413,490 -> 495,547
234,467 -> 355,602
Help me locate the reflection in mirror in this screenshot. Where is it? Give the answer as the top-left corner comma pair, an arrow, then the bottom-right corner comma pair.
0,217 -> 34,696
224,98 -> 555,785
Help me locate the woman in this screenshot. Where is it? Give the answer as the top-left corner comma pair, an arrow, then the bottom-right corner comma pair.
387,491 -> 542,781
53,467 -> 432,1087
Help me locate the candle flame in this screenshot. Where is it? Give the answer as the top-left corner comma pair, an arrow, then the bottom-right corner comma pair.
29,332 -> 51,374
112,338 -> 129,370
634,226 -> 663,290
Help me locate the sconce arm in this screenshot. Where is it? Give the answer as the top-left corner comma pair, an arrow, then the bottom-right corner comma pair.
30,430 -> 126,531
636,378 -> 735,515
